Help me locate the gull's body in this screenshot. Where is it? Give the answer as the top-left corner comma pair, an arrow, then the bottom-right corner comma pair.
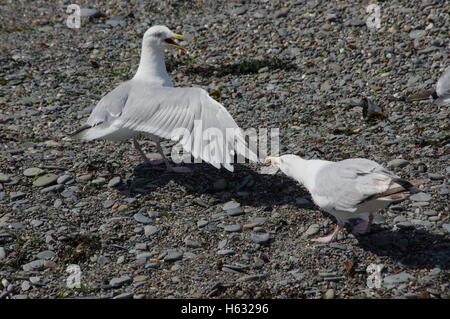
266,155 -> 417,243
406,66 -> 450,106
72,26 -> 255,172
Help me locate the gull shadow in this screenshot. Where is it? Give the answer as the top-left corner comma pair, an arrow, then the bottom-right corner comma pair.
116,161 -> 314,210
355,226 -> 450,270
167,57 -> 298,77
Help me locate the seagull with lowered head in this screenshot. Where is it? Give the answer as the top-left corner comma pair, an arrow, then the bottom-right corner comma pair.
265,155 -> 420,243
71,25 -> 256,172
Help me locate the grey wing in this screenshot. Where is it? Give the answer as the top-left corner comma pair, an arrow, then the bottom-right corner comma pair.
86,81 -> 131,126
117,86 -> 257,171
314,159 -> 395,212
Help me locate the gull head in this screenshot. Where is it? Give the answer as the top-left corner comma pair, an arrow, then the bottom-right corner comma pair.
143,25 -> 185,52
265,156 -> 282,167
265,155 -> 303,178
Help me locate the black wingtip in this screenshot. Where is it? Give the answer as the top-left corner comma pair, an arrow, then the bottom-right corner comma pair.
69,125 -> 92,137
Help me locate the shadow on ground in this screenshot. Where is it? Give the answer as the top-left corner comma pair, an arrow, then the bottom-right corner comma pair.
113,160 -> 449,271
355,227 -> 450,270
167,57 -> 298,77
116,160 -> 313,210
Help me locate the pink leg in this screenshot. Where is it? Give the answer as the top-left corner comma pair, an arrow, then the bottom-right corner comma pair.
154,141 -> 192,174
352,214 -> 374,234
311,222 -> 344,243
133,138 -> 164,165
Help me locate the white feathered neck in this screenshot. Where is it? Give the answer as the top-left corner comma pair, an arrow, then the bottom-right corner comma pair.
133,38 -> 173,87
278,155 -> 330,190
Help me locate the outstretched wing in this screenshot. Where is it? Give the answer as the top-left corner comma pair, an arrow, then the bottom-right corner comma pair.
96,85 -> 256,171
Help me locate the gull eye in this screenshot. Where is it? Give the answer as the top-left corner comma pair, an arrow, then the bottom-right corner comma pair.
153,32 -> 162,38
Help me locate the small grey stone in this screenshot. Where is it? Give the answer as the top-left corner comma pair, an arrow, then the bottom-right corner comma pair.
229,7 -> 247,16
410,192 -> 432,202
10,192 -> 26,201
77,174 -> 92,182
12,294 -> 28,299
226,207 -> 244,216
423,210 -> 438,216
106,16 -> 127,27
110,276 -> 132,288
147,211 -> 160,218
40,184 -> 64,194
223,201 -> 240,211
97,256 -> 109,265
384,272 -> 415,289
54,199 -> 62,209
429,268 -> 441,277
30,219 -> 44,227
103,199 -> 115,209
329,243 -> 347,250
0,173 -> 11,183
91,177 -> 106,185
144,225 -> 159,237
135,243 -> 147,250
133,213 -> 152,224
396,221 -> 414,229
0,247 -> 6,260
37,250 -> 55,260
108,176 -> 121,187
273,8 -> 290,18
80,8 -> 102,18
112,292 -> 134,299
136,252 -> 153,260
409,30 -> 424,39
22,260 -> 45,271
324,289 -> 335,299
197,219 -> 208,228
10,222 -> 24,230
427,173 -> 444,180
217,249 -> 235,256
224,224 -> 241,232
442,224 -> 450,233
57,175 -> 73,184
23,167 -> 44,177
217,239 -> 227,249
184,239 -> 202,248
236,274 -> 266,282
387,159 -> 409,168
33,174 -> 58,187
302,224 -> 320,237
250,233 -> 271,244
390,204 -> 405,211
393,216 -> 407,223
253,9 -> 267,18
164,250 -> 183,262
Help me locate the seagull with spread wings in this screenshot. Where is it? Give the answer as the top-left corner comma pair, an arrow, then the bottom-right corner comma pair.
72,25 -> 256,173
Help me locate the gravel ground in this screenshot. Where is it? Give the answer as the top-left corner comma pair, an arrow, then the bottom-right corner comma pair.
0,0 -> 449,299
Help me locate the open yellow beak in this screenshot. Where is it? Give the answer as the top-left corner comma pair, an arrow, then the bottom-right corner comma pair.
165,33 -> 186,51
265,156 -> 279,165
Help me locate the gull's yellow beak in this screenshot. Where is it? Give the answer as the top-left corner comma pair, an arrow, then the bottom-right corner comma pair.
164,33 -> 186,51
265,156 -> 280,165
